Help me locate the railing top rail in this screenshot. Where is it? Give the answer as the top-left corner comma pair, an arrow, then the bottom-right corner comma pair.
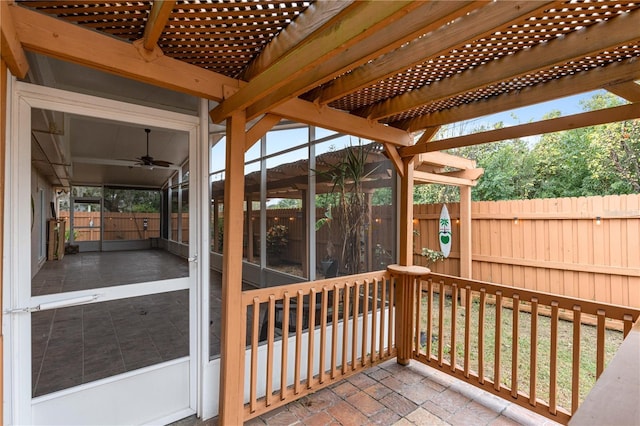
429,272 -> 640,321
241,270 -> 391,305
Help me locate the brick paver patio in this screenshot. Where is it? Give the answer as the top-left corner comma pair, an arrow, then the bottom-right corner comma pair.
175,358 -> 561,426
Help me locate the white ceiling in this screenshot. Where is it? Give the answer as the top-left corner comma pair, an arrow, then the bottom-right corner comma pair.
27,53 -> 195,189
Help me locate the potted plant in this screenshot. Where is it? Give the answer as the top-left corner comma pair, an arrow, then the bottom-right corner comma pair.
317,140 -> 377,275
421,247 -> 444,268
266,223 -> 288,265
316,204 -> 337,275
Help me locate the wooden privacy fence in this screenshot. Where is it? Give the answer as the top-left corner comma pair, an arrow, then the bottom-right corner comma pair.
59,211 -> 191,241
405,272 -> 640,425
245,206 -> 394,270
241,270 -> 396,420
414,194 -> 640,308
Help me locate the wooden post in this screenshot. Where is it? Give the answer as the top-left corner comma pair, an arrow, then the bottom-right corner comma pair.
459,186 -> 472,278
399,158 -> 414,266
366,192 -> 373,271
388,264 -> 429,365
219,110 -> 246,425
391,157 -> 429,365
459,186 -> 472,306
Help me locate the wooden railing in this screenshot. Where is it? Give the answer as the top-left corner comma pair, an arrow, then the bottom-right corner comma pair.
410,272 -> 640,425
241,270 -> 396,420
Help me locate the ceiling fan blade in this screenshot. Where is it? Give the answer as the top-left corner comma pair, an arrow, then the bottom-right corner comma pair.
151,159 -> 173,167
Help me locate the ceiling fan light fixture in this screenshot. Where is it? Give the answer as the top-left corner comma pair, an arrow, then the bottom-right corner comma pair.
129,128 -> 173,169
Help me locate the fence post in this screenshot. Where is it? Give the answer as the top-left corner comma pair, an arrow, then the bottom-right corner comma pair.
388,265 -> 430,365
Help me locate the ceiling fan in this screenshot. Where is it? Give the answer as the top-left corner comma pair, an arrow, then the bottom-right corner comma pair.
130,128 -> 173,168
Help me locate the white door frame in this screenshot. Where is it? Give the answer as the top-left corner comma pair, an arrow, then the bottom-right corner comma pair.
3,80 -> 204,425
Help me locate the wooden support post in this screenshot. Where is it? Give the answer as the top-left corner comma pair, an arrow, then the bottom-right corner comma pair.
459,186 -> 472,306
390,157 -> 429,365
399,157 -> 414,266
459,186 -> 472,278
366,192 -> 373,271
219,110 -> 246,425
388,265 -> 429,365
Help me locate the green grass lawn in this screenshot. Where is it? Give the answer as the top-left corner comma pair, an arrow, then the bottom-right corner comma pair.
418,292 -> 623,413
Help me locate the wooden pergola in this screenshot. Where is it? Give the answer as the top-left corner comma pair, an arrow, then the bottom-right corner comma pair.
2,1 -> 640,424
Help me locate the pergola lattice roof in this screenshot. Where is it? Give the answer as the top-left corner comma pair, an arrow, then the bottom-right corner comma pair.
4,0 -> 640,152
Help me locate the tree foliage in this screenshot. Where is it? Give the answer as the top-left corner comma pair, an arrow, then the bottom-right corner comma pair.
414,93 -> 639,204
103,188 -> 160,213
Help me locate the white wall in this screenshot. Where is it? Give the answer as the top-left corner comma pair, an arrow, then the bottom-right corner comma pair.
30,167 -> 55,278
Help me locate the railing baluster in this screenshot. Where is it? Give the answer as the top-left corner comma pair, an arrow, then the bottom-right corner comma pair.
451,283 -> 458,372
511,294 -> 519,398
238,271 -> 640,424
494,291 -> 502,392
352,282 -> 360,370
331,285 -> 339,379
250,297 -> 260,412
280,293 -> 290,401
478,288 -> 486,384
307,288 -> 317,389
549,301 -> 559,416
415,278 -> 422,355
371,278 -> 379,363
571,305 -> 581,414
294,290 -> 303,395
438,281 -> 445,366
464,286 -> 471,378
342,283 -> 351,375
427,279 -> 433,361
596,309 -> 606,379
389,277 -> 395,356
379,276 -> 387,359
362,279 -> 370,367
240,302 -> 248,408
319,288 -> 329,384
530,297 -> 538,406
266,295 -> 276,406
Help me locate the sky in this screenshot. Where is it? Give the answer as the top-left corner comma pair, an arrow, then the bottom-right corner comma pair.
446,89 -> 612,144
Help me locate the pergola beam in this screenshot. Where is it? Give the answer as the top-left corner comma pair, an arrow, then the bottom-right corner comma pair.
402,103 -> 640,156
8,4 -> 410,146
383,143 -> 405,178
607,80 -> 640,103
209,1 -> 418,123
0,2 -> 29,78
271,99 -> 412,146
245,1 -> 462,122
414,170 -> 478,187
309,1 -> 553,105
245,114 -> 281,152
241,1 -> 354,80
362,8 -> 640,121
418,152 -> 476,170
141,0 -> 176,51
10,4 -> 238,101
397,58 -> 640,131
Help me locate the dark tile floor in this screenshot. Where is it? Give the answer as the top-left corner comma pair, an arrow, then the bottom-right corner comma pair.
32,249 -> 189,296
31,250 -> 193,397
